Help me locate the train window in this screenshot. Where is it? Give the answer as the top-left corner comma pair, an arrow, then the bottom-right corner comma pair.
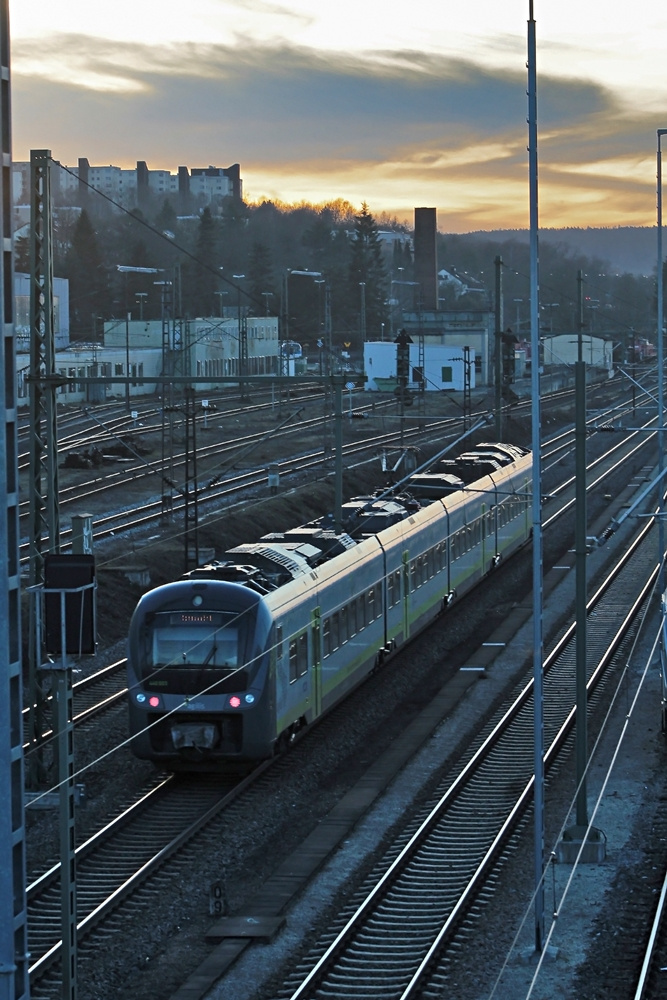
368,586 -> 376,619
330,612 -> 340,651
276,625 -> 283,659
297,633 -> 308,676
357,594 -> 366,629
387,572 -> 396,607
289,639 -> 298,682
340,606 -> 349,643
323,618 -> 331,657
349,599 -> 358,635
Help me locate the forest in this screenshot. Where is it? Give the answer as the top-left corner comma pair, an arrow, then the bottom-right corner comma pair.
14,168 -> 662,357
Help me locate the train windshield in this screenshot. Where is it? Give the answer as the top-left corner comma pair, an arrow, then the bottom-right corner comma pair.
143,610 -> 248,694
152,624 -> 238,668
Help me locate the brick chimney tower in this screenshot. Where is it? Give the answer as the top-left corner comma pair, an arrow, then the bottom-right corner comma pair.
413,208 -> 438,311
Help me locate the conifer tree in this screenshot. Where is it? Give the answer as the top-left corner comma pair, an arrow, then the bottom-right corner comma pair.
65,209 -> 109,338
188,207 -> 220,317
248,241 -> 275,314
347,203 -> 388,349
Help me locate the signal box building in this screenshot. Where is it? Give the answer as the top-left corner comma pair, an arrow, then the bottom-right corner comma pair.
363,341 -> 473,393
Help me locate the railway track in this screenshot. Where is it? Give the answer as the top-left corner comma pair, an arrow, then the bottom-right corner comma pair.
26,773 -> 246,994
23,411 -> 659,749
22,412 -> 661,998
19,377 -> 655,568
268,492 -> 659,1000
632,854 -> 667,999
22,660 -> 127,754
16,383 -> 330,462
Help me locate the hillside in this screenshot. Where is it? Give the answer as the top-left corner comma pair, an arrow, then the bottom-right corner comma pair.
462,226 -> 657,276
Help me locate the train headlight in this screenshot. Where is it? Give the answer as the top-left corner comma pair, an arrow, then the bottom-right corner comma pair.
149,696 -> 161,708
229,696 -> 241,708
245,694 -> 255,704
192,594 -> 203,607
136,693 -> 146,703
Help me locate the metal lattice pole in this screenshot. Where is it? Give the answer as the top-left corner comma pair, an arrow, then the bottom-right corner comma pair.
0,5 -> 31,995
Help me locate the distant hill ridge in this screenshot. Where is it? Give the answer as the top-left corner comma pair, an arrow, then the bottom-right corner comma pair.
461,227 -> 657,277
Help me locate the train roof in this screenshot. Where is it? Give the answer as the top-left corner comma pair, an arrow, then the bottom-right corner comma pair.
261,526 -> 357,558
468,442 -> 529,464
437,457 -> 503,483
406,472 -> 466,500
181,442 -> 531,599
226,543 -> 318,582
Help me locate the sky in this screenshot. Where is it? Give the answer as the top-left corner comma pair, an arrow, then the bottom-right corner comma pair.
9,1 -> 667,232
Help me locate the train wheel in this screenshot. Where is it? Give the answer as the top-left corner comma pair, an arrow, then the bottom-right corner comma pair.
443,590 -> 456,611
275,731 -> 294,755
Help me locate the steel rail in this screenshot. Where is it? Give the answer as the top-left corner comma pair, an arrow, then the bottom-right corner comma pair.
282,519 -> 658,1000
26,761 -> 272,985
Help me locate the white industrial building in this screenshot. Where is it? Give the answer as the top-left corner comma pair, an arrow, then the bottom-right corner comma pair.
541,333 -> 614,372
363,341 -> 474,393
16,314 -> 280,407
14,272 -> 70,351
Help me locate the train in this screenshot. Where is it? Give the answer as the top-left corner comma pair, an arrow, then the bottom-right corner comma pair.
127,442 -> 532,771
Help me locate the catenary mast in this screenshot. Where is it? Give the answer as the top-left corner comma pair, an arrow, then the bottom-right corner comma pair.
0,2 -> 31,998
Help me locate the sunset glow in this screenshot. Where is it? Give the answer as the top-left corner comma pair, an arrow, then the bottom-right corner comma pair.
10,1 -> 667,230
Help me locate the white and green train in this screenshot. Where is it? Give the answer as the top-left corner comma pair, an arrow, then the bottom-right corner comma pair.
127,444 -> 532,771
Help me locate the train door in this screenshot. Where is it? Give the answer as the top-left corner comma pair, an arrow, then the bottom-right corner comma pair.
402,551 -> 410,640
480,502 -> 488,570
311,607 -> 323,719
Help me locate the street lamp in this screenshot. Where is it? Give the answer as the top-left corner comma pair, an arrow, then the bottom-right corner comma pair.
232,274 -> 246,391
232,275 -> 245,312
359,282 -> 366,344
214,291 -> 228,317
540,302 -> 559,333
117,265 -> 162,410
232,275 -> 245,319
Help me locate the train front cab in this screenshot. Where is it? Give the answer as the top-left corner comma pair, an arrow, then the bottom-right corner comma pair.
127,579 -> 276,769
